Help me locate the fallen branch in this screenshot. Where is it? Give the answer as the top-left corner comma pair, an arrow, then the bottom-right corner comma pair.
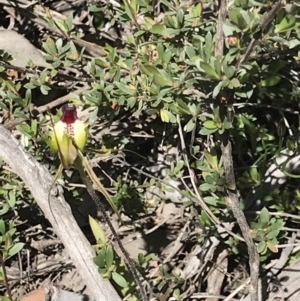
0,125 -> 122,301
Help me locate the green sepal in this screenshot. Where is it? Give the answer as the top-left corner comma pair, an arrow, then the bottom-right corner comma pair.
72,120 -> 89,151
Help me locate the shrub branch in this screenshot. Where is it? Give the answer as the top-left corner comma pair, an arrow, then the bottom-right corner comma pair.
215,1 -> 260,301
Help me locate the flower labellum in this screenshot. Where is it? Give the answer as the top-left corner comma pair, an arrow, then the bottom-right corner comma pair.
48,104 -> 88,169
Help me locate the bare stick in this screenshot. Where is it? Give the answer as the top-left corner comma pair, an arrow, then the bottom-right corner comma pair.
215,1 -> 260,301
0,125 -> 122,301
215,0 -> 227,57
222,146 -> 260,301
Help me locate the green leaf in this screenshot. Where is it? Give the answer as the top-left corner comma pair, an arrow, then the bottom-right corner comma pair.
199,211 -> 213,227
161,28 -> 180,37
275,15 -> 296,33
229,8 -> 248,29
105,245 -> 114,267
177,9 -> 184,26
43,37 -> 58,56
138,253 -> 145,265
251,222 -> 260,230
277,118 -> 286,137
257,241 -> 266,253
56,20 -> 69,33
7,242 -> 25,260
185,45 -> 196,59
40,85 -> 50,95
200,62 -> 220,79
157,279 -> 166,291
126,295 -> 139,301
224,65 -> 235,79
176,98 -> 190,114
115,82 -> 136,96
5,233 -> 12,251
203,120 -> 218,129
204,149 -> 218,170
249,167 -> 260,184
239,0 -> 249,8
24,82 -> 37,90
89,215 -> 108,245
31,119 -> 38,136
139,64 -> 173,86
223,122 -> 232,130
151,24 -> 166,34
267,241 -> 278,253
0,101 -> 8,110
203,196 -> 217,206
270,220 -> 284,231
260,207 -> 270,226
66,13 -> 74,32
0,204 -> 9,215
229,78 -> 240,88
184,118 -> 196,132
94,248 -> 106,268
89,5 -> 102,12
175,160 -> 184,172
95,57 -> 108,68
14,112 -> 30,121
8,191 -> 16,208
163,50 -> 172,64
255,231 -> 266,242
268,36 -> 289,47
261,76 -> 281,87
204,31 -> 213,61
112,272 -> 128,288
200,127 -> 218,135
166,15 -> 178,29
213,81 -> 223,98
192,3 -> 202,18
200,183 -> 215,192
160,109 -> 176,123
266,230 -> 279,240
289,39 -> 300,49
0,220 -> 5,235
